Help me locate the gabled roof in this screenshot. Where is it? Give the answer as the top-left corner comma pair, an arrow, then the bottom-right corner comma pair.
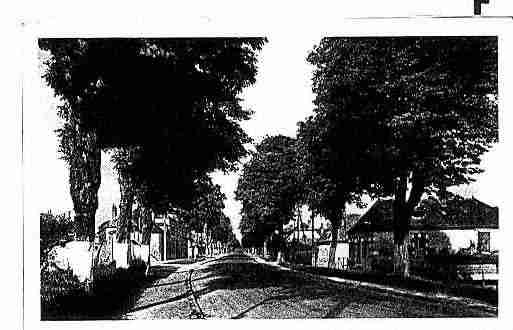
349,194 -> 498,234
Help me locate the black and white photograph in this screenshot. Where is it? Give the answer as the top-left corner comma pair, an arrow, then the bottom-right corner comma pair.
14,0 -> 513,328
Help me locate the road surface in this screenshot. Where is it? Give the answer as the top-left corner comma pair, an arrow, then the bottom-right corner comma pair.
121,253 -> 496,319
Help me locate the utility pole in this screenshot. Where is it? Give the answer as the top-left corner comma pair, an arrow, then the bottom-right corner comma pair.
474,0 -> 490,15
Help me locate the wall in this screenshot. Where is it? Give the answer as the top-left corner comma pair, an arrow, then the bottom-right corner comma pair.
50,241 -> 92,282
50,240 -> 150,282
150,232 -> 162,261
441,228 -> 499,252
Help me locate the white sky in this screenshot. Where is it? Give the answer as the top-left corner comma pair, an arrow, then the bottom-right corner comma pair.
35,34 -> 501,241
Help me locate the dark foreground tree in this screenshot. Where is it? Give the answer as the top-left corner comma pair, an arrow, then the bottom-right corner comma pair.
56,107 -> 101,241
40,38 -> 266,242
236,135 -> 302,262
307,37 -> 497,276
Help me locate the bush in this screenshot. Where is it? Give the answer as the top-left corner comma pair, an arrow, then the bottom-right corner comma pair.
369,255 -> 394,273
42,262 -> 151,320
40,211 -> 74,267
41,267 -> 87,315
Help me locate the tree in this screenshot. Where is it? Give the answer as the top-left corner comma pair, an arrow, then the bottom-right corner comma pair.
187,176 -> 227,255
39,38 -> 266,241
307,37 -> 497,276
212,215 -> 237,253
111,147 -> 139,243
56,107 -> 100,241
297,113 -> 369,268
236,135 -> 302,262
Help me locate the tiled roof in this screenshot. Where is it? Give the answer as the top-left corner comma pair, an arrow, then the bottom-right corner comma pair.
349,194 -> 498,234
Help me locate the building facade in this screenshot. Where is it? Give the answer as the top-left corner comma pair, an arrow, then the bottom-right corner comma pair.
348,194 -> 499,278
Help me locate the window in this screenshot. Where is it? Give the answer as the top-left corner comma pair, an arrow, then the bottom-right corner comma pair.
478,231 -> 490,253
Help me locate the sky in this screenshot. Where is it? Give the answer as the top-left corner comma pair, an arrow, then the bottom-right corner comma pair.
34,35 -> 501,241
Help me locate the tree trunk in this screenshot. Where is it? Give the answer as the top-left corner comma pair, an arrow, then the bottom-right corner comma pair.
68,124 -> 101,242
116,170 -> 134,240
276,225 -> 285,264
263,239 -> 268,258
392,172 -> 425,277
328,220 -> 340,269
393,232 -> 410,276
117,169 -> 135,267
143,209 -> 153,277
64,117 -> 101,291
113,147 -> 139,267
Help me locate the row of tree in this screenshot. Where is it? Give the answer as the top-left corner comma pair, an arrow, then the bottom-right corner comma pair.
236,37 -> 498,276
39,38 -> 267,267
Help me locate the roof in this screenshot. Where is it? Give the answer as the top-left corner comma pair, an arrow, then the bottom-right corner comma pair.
349,194 -> 498,234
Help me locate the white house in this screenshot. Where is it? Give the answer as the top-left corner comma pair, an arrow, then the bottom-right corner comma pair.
348,193 -> 498,279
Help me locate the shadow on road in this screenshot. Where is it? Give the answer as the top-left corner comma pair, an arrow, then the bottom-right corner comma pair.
41,264 -> 180,320
116,254 -> 497,319
191,255 -> 497,318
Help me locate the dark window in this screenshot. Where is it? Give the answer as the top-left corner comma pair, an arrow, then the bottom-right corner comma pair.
478,232 -> 490,253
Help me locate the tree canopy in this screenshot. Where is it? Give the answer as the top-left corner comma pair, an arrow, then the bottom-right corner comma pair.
39,38 -> 267,238
187,175 -> 227,233
307,37 -> 497,196
236,135 -> 302,245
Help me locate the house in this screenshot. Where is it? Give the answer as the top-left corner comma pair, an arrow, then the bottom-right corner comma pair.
348,194 -> 498,278
309,214 -> 360,269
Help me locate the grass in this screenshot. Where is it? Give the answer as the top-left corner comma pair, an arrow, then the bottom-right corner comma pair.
290,264 -> 498,306
41,262 -> 177,320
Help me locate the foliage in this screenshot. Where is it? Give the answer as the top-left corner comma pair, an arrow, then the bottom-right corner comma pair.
55,110 -> 101,240
187,175 -> 227,232
40,211 -> 74,267
426,231 -> 452,255
306,36 -> 498,274
41,267 -> 86,309
307,35 -> 497,199
39,38 -> 267,238
212,215 -> 236,244
236,135 -> 302,245
111,147 -> 140,242
297,116 -> 368,223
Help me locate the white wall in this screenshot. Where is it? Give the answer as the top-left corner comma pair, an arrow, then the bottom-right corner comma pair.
50,241 -> 92,282
50,240 -> 150,282
441,228 -> 499,252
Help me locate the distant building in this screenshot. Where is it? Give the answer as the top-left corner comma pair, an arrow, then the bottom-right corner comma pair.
348,194 -> 499,275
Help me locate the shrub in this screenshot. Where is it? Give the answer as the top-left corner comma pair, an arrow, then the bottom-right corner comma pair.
40,211 -> 74,267
41,267 -> 86,312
